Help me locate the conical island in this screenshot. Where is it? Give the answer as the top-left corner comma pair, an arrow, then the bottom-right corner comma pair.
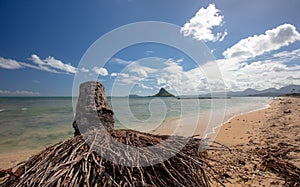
152,88 -> 175,97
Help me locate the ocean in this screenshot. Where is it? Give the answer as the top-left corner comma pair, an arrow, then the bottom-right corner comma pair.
0,96 -> 271,153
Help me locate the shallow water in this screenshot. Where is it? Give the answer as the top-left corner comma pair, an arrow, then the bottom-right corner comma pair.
0,97 -> 74,153
0,96 -> 270,153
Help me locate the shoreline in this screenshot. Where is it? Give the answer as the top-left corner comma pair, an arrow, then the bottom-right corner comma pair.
209,100 -> 271,146
208,96 -> 300,185
206,101 -> 271,138
151,98 -> 271,138
1,97 -> 299,185
0,98 -> 272,169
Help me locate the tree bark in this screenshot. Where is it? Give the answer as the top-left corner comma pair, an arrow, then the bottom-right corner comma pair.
72,81 -> 114,136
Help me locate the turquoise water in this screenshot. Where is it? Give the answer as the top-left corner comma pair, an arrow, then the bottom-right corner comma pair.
110,97 -> 217,129
0,97 -> 74,153
109,97 -> 270,130
0,96 -> 270,153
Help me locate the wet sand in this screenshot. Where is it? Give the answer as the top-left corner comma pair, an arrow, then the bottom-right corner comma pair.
0,150 -> 40,169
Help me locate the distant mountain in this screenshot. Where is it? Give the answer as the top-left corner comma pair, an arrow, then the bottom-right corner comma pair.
152,88 -> 175,97
240,88 -> 259,96
226,84 -> 300,97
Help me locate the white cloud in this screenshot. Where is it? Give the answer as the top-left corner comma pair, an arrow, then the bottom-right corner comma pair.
30,54 -> 45,65
176,58 -> 184,63
110,72 -> 130,78
216,52 -> 300,91
110,58 -> 132,65
118,75 -> 141,84
0,55 -> 78,74
156,61 -> 209,94
223,24 -> 300,59
0,90 -> 40,96
92,67 -> 109,76
218,30 -> 228,42
30,54 -> 77,73
272,48 -> 300,63
108,23 -> 300,94
181,3 -> 227,42
128,62 -> 157,78
29,54 -> 58,73
113,58 -> 209,95
216,24 -> 300,91
80,67 -> 89,73
0,57 -> 23,69
139,83 -> 153,90
112,50 -> 300,95
119,73 -> 130,78
44,56 -> 77,73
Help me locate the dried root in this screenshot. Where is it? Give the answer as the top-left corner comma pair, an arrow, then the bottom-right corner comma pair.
0,129 -> 221,187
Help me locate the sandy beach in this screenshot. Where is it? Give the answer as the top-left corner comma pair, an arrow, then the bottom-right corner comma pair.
0,150 -> 41,170
1,96 -> 299,186
208,97 -> 300,186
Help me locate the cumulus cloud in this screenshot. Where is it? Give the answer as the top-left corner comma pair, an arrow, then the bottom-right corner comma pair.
223,24 -> 300,59
0,90 -> 40,96
92,67 -> 109,76
110,23 -> 300,94
181,3 -> 227,42
112,48 -> 300,95
113,58 -> 210,95
128,62 -> 157,78
217,51 -> 300,91
216,24 -> 300,91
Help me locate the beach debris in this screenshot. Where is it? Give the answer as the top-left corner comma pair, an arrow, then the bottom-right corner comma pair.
205,97 -> 300,186
258,143 -> 300,186
0,81 -> 222,187
283,109 -> 291,114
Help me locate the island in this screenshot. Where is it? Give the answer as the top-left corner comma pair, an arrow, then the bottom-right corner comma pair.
151,88 -> 175,97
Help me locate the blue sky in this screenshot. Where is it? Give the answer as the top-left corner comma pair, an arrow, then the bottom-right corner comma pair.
0,0 -> 300,96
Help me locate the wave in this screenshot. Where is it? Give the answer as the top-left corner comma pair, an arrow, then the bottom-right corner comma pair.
21,108 -> 28,111
0,109 -> 4,112
205,102 -> 271,138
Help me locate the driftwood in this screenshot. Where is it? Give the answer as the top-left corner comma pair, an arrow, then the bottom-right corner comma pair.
0,81 -> 221,186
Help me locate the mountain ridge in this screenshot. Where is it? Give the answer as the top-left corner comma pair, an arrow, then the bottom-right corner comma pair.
225,84 -> 300,97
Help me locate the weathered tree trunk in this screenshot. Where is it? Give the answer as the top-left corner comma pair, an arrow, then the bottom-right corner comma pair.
73,81 -> 114,136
